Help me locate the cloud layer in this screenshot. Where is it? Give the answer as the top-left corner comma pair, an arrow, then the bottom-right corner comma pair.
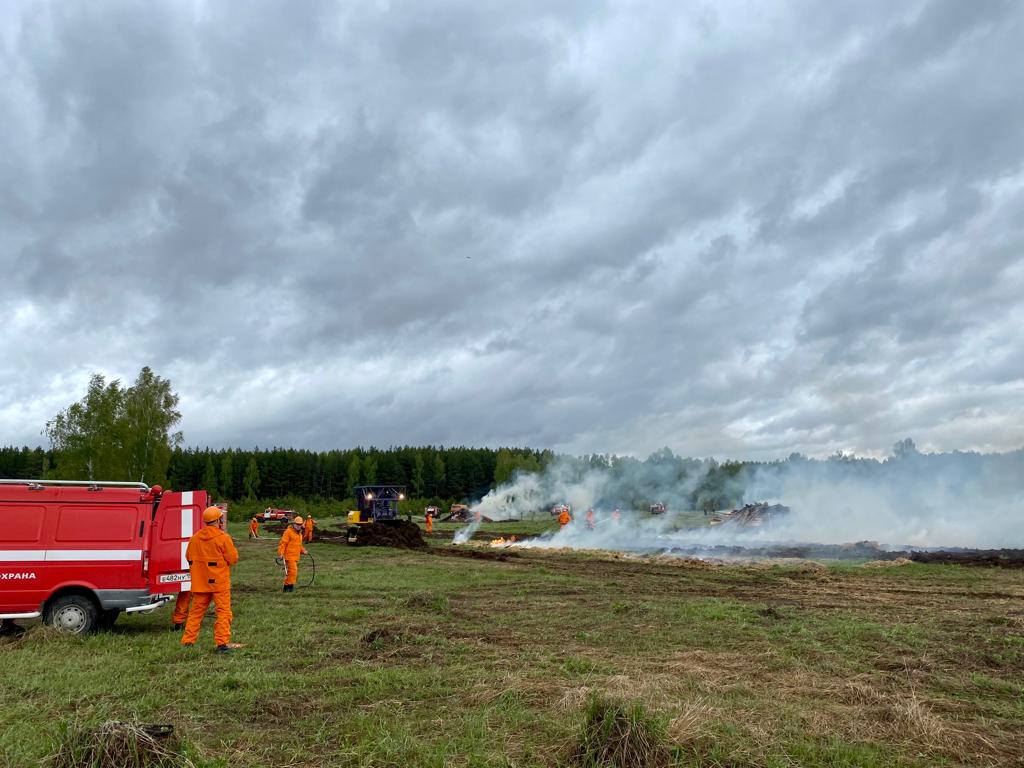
2,0 -> 1022,458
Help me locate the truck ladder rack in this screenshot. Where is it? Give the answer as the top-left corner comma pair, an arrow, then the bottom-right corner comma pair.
0,479 -> 150,490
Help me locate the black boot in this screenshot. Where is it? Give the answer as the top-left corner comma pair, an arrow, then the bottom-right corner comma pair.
216,644 -> 232,654
173,623 -> 184,631
283,584 -> 294,593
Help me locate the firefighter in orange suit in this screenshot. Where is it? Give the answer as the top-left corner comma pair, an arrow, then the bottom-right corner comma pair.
585,508 -> 595,530
558,508 -> 571,527
277,516 -> 307,593
181,507 -> 239,653
248,517 -> 260,539
303,515 -> 315,542
425,510 -> 433,535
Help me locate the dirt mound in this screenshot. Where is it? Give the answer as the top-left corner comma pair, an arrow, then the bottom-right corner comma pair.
909,549 -> 1024,568
361,627 -> 403,645
351,520 -> 427,549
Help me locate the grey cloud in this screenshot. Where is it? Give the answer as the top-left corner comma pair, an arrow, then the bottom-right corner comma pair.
1,0 -> 1022,461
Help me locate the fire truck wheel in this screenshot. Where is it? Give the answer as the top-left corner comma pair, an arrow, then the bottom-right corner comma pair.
44,595 -> 99,635
97,609 -> 121,630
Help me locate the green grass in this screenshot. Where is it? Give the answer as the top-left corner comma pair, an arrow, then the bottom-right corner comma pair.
1,521 -> 1022,766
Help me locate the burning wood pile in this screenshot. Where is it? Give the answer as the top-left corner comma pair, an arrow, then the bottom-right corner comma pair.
441,503 -> 494,523
710,502 -> 790,528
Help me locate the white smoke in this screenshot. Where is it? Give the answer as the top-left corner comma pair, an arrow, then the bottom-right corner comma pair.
742,450 -> 1024,548
452,518 -> 482,544
453,445 -> 1024,551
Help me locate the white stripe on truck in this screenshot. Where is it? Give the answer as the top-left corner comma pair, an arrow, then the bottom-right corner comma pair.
180,491 -> 195,570
0,550 -> 142,562
0,551 -> 45,562
46,550 -> 143,561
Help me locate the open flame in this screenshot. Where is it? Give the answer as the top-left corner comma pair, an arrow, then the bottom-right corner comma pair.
489,535 -> 517,548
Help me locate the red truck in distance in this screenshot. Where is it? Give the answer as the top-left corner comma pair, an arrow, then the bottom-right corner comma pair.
0,479 -> 210,635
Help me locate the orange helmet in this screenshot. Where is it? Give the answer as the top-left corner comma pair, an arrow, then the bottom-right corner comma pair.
202,507 -> 223,523
292,515 -> 305,525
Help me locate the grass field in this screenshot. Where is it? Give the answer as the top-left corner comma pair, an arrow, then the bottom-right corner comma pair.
2,518 -> 1023,767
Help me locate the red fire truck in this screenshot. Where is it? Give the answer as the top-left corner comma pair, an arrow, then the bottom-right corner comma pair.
0,479 -> 211,635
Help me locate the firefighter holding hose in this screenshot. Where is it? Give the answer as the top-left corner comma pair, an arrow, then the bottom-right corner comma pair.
277,516 -> 307,593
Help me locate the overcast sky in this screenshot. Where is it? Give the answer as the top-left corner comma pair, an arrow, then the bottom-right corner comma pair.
1,0 -> 1022,460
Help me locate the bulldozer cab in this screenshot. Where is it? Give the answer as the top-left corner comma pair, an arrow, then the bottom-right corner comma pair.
353,485 -> 406,524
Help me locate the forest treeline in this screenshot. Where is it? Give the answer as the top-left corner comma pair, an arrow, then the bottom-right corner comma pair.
4,440 -> 1023,514
0,443 -> 748,509
8,368 -> 1022,515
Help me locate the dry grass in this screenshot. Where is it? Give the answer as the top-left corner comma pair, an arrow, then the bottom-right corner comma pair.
567,696 -> 671,768
862,558 -> 914,568
44,721 -> 194,768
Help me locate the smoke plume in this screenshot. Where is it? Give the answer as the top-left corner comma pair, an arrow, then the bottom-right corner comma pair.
453,445 -> 1024,551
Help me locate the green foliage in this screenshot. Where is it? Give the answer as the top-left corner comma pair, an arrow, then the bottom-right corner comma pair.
410,453 -> 425,497
427,454 -> 445,497
201,456 -> 218,500
218,453 -> 233,499
346,455 -> 361,494
494,448 -> 514,486
242,458 -> 260,500
363,456 -> 378,485
44,368 -> 182,484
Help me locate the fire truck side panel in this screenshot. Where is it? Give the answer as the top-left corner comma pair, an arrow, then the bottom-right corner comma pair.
1,485 -> 208,622
45,503 -> 149,608
148,490 -> 207,596
0,502 -> 50,613
0,491 -> 150,616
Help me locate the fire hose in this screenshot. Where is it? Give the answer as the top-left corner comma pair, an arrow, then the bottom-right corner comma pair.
274,552 -> 316,588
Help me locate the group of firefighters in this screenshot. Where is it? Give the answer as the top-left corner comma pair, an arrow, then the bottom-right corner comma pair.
557,507 -> 622,529
176,504 -> 624,652
171,508 -> 317,654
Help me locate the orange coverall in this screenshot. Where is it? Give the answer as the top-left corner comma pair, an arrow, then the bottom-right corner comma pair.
558,509 -> 571,527
278,526 -> 307,586
425,513 -> 433,534
181,526 -> 239,647
303,516 -> 315,542
585,509 -> 595,529
248,519 -> 260,539
171,591 -> 190,625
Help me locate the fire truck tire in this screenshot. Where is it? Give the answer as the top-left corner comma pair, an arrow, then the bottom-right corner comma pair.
97,609 -> 121,630
44,595 -> 99,635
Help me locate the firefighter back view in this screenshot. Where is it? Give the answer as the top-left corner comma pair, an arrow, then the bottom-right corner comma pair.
181,507 -> 240,653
